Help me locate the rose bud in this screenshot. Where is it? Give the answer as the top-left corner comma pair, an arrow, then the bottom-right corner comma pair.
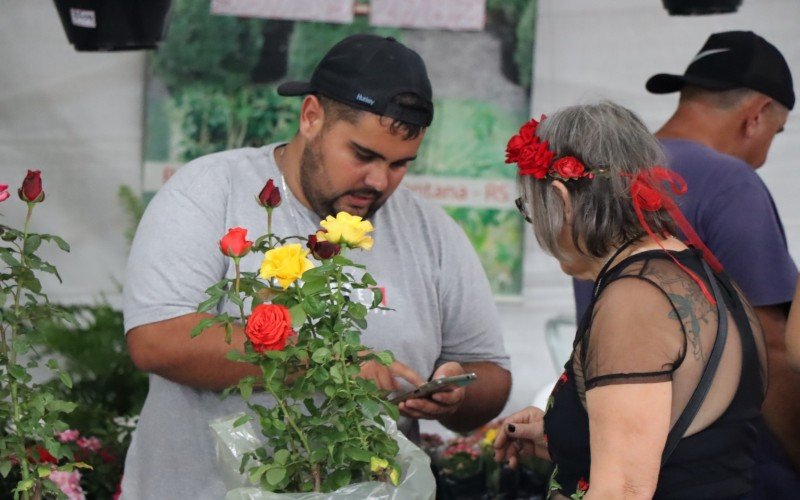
307,233 -> 340,260
0,184 -> 9,203
258,179 -> 281,208
18,170 -> 45,203
219,227 -> 253,258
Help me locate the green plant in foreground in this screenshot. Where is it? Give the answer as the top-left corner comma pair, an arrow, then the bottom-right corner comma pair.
0,171 -> 86,499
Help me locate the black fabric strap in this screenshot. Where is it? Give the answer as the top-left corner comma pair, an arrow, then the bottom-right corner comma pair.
661,259 -> 728,466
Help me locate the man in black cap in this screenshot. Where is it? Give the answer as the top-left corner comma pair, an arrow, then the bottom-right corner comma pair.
122,34 -> 511,498
573,30 -> 798,498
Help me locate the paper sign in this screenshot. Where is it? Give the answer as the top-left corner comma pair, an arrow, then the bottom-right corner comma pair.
369,0 -> 486,31
211,0 -> 355,24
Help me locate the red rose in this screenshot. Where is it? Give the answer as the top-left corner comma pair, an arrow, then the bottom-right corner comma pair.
33,445 -> 58,464
631,180 -> 663,211
18,170 -> 44,203
577,477 -> 590,492
505,134 -> 526,164
552,156 -> 586,179
517,141 -> 554,179
0,184 -> 9,203
245,303 -> 294,352
307,233 -> 340,260
258,179 -> 281,208
518,118 -> 540,141
219,227 -> 253,258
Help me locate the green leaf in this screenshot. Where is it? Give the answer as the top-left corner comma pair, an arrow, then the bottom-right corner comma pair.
330,365 -> 344,384
349,302 -> 368,319
311,347 -> 331,364
301,295 -> 326,317
8,364 -> 27,381
288,303 -> 307,328
23,234 -> 42,255
250,464 -> 269,484
59,371 -> 73,389
190,317 -> 219,338
225,349 -> 249,362
371,288 -> 383,308
0,460 -> 11,478
265,467 -> 286,486
362,272 -> 377,286
273,449 -> 290,465
375,351 -> 394,366
0,250 -> 20,267
344,447 -> 373,463
197,295 -> 220,313
327,469 -> 352,490
239,377 -> 254,400
233,414 -> 252,428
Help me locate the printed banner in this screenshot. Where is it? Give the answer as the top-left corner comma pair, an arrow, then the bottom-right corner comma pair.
370,0 -> 485,31
211,0 -> 354,24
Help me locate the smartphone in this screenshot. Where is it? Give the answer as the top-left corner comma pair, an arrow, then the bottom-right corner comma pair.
388,373 -> 477,404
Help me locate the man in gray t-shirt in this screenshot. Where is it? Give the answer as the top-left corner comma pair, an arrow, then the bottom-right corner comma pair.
122,34 -> 511,498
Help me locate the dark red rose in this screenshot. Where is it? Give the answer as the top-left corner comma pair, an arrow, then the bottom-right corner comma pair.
258,179 -> 281,208
517,141 -> 554,179
552,156 -> 586,179
631,180 -> 663,211
505,134 -> 526,164
34,445 -> 58,464
219,227 -> 253,258
245,304 -> 294,353
18,170 -> 44,203
307,233 -> 341,260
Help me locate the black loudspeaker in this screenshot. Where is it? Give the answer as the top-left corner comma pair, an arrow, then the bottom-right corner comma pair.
53,0 -> 173,51
662,0 -> 742,15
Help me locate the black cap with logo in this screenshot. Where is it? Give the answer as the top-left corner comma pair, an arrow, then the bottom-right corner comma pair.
277,34 -> 434,126
646,30 -> 795,110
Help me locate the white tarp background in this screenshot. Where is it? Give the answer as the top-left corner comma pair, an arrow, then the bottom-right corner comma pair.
1,0 -> 799,422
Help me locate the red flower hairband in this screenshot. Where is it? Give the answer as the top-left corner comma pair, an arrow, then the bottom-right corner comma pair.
505,116 -> 593,181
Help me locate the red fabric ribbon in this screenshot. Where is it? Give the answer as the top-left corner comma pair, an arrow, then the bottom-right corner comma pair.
631,167 -> 723,305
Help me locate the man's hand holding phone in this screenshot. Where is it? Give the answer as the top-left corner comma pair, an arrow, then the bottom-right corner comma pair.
394,362 -> 474,420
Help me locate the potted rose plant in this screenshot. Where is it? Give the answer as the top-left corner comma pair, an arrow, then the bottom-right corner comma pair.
193,179 -> 434,498
0,171 -> 88,499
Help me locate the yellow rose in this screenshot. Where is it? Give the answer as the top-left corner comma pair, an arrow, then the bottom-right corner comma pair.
482,427 -> 499,447
369,456 -> 389,473
319,212 -> 374,250
259,243 -> 315,289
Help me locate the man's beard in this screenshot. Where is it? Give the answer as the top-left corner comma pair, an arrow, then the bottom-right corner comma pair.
299,138 -> 384,219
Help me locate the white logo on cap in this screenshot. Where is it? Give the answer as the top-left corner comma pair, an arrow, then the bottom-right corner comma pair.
356,93 -> 375,106
691,48 -> 731,64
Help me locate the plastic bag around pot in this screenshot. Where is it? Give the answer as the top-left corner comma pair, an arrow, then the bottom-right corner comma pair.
211,414 -> 436,500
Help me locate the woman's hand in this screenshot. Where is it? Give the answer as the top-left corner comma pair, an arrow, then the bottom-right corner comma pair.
493,406 -> 550,467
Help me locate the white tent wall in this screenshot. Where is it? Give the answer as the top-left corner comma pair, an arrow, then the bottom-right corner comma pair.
1,1 -> 798,429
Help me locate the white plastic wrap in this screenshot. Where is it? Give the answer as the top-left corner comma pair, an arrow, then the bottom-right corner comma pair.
211,414 -> 436,500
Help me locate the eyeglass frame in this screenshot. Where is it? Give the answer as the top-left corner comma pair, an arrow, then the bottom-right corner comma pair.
515,196 -> 532,224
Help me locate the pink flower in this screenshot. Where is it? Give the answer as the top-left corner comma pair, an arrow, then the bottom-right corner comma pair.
49,470 -> 86,500
76,436 -> 102,452
56,429 -> 80,443
0,184 -> 9,202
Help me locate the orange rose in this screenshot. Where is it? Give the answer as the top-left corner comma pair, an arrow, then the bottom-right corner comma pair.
245,304 -> 293,352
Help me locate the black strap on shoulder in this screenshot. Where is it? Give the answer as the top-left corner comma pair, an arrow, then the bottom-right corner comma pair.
661,259 -> 728,466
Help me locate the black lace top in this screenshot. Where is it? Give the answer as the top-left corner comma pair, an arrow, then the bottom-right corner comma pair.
543,249 -> 767,500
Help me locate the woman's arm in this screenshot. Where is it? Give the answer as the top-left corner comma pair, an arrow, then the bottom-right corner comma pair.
584,381 -> 671,500
785,280 -> 800,372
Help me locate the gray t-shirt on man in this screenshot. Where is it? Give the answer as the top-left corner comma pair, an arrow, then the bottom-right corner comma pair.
121,144 -> 509,499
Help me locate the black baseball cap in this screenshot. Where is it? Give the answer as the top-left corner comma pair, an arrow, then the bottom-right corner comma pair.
646,31 -> 795,110
277,34 -> 434,126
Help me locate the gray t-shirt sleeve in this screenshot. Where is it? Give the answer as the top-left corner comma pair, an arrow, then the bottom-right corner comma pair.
434,214 -> 511,370
123,161 -> 230,333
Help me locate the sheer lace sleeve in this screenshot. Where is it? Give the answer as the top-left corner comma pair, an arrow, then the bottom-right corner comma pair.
580,276 -> 688,390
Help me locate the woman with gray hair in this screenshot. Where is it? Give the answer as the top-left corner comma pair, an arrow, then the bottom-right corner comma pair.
493,102 -> 766,499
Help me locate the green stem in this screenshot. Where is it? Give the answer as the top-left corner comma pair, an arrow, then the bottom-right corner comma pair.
266,208 -> 274,250
263,374 -> 315,475
233,259 -> 246,326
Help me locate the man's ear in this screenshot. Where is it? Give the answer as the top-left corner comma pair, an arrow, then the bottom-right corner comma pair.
551,180 -> 573,223
299,95 -> 325,140
742,95 -> 773,139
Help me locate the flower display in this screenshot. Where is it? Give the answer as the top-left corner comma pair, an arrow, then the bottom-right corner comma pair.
258,243 -> 315,289
219,227 -> 253,258
244,303 -> 294,352
192,178 -> 406,494
318,212 -> 374,250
